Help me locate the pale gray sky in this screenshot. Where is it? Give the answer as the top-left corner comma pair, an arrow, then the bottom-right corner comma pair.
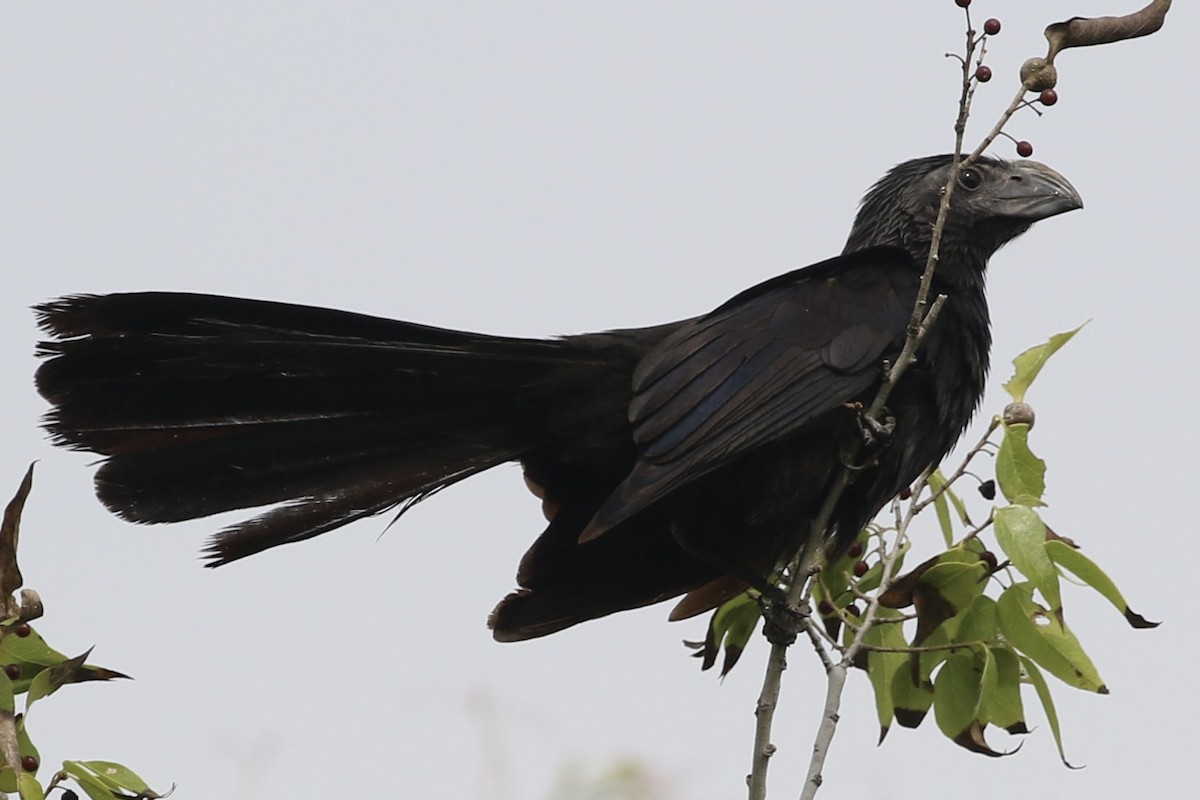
1,3 -> 1195,798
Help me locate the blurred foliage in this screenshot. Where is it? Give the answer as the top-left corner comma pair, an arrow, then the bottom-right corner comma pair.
545,757 -> 675,800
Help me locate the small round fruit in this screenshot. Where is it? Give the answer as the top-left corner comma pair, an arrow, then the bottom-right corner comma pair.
984,18 -> 1002,35
845,603 -> 863,618
899,486 -> 912,500
1016,140 -> 1034,157
3,664 -> 19,680
817,600 -> 835,616
846,541 -> 864,559
853,560 -> 870,578
955,0 -> 971,7
14,624 -> 30,638
980,551 -> 999,571
1040,88 -> 1059,106
20,755 -> 37,772
63,791 -> 80,800
977,479 -> 996,500
975,65 -> 993,82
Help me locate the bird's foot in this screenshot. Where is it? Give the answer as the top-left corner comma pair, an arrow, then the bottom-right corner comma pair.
856,406 -> 896,447
758,588 -> 809,647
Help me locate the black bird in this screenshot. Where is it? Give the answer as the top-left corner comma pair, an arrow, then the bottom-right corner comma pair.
34,155 -> 1081,641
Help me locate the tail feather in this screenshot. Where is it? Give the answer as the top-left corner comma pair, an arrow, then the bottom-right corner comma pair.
35,292 -> 580,564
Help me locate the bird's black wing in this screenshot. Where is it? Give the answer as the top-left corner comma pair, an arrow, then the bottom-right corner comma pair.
583,245 -> 919,538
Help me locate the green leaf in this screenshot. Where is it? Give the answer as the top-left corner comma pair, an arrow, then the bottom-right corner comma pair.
980,646 -> 1026,733
954,595 -> 998,646
864,608 -> 908,741
1045,540 -> 1160,629
0,766 -> 16,793
17,772 -> 45,800
995,424 -> 1047,507
0,629 -> 68,668
997,583 -> 1106,692
1002,325 -> 1085,403
60,764 -> 118,800
927,471 -> 956,547
693,593 -> 760,676
994,505 -> 1060,611
0,672 -> 14,715
16,714 -> 38,772
63,761 -> 161,797
934,652 -> 983,740
920,560 -> 989,620
76,761 -> 153,794
891,659 -> 934,729
1020,656 -> 1081,768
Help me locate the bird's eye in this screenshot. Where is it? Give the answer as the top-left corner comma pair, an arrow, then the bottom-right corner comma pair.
958,168 -> 983,191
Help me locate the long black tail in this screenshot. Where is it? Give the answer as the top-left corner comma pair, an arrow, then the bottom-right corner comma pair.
34,292 -> 595,565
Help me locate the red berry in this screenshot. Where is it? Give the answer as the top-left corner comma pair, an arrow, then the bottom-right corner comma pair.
14,624 -> 30,638
955,0 -> 971,7
984,18 -> 1002,35
853,560 -> 870,578
3,664 -> 19,680
846,541 -> 864,559
20,755 -> 37,772
1016,140 -> 1034,157
1039,88 -> 1059,106
975,65 -> 992,83
899,486 -> 912,500
817,600 -> 835,616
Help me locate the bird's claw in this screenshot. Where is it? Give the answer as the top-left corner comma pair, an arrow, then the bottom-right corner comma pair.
856,406 -> 895,447
758,589 -> 809,646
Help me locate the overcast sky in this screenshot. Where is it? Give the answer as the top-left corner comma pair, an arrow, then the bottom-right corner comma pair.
1,3 -> 1196,798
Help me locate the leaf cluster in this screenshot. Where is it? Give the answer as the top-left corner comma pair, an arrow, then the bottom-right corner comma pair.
0,469 -> 168,800
697,327 -> 1158,764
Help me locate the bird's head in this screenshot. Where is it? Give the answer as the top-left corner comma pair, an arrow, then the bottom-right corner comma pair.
845,154 -> 1083,287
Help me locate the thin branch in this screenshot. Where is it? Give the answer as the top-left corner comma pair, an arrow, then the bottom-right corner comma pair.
911,418 -> 1001,515
751,16 -> 1017,800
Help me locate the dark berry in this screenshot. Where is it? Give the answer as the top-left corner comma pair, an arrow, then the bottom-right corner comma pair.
1016,140 -> 1034,157
846,603 -> 863,618
978,479 -> 996,500
3,664 -> 19,680
955,0 -> 971,7
14,624 -> 30,638
975,65 -> 992,82
20,755 -> 37,772
899,486 -> 912,500
817,600 -> 835,616
853,560 -> 870,578
984,18 -> 1002,35
1039,88 -> 1059,106
846,541 -> 864,559
980,551 -> 999,571
62,791 -> 80,800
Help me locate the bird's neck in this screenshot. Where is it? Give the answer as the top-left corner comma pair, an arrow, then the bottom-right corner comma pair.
921,246 -> 992,432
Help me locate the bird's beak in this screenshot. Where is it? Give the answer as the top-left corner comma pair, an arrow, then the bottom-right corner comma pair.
992,160 -> 1084,221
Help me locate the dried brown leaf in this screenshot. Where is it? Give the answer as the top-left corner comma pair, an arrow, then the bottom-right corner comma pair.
1045,0 -> 1172,62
